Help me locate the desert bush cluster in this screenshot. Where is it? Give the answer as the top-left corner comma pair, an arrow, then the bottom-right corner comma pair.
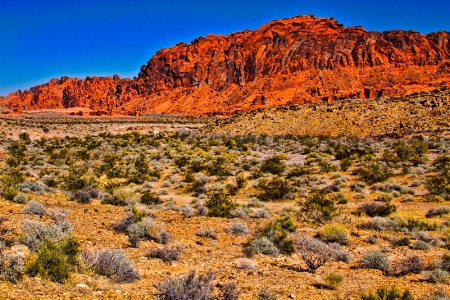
0,118 -> 449,299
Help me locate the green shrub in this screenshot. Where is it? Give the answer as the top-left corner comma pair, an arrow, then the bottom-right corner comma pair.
324,272 -> 344,290
425,156 -> 450,199
25,238 -> 79,284
255,176 -> 291,201
320,223 -> 350,245
318,159 -> 338,173
205,190 -> 237,217
393,236 -> 411,247
358,202 -> 397,217
301,190 -> 338,223
256,288 -> 278,300
361,286 -> 414,300
64,166 -> 96,192
340,158 -> 353,172
259,155 -> 286,175
358,161 -> 393,185
255,216 -> 296,255
140,190 -> 162,205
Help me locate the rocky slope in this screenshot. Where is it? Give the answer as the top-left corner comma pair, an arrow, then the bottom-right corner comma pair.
2,15 -> 450,115
206,88 -> 450,137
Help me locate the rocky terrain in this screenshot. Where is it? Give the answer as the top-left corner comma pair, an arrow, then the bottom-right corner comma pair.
207,88 -> 450,137
2,15 -> 450,115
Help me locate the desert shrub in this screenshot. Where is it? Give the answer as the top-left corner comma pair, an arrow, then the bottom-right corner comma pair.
424,269 -> 450,283
360,251 -> 389,273
320,223 -> 350,245
377,193 -> 394,202
300,190 -> 338,223
220,282 -> 242,300
361,286 -> 414,300
247,197 -> 264,207
13,193 -> 28,204
394,139 -> 429,163
72,188 -> 99,204
351,181 -> 366,192
367,236 -> 378,244
259,155 -> 286,175
227,222 -> 249,236
329,243 -> 352,263
17,181 -> 49,194
403,218 -> 437,231
206,156 -> 232,178
324,272 -> 344,290
424,289 -> 450,300
127,222 -> 146,248
391,254 -> 424,276
80,249 -> 140,282
287,164 -> 312,178
256,216 -> 295,255
358,202 -> 397,217
252,208 -> 270,218
205,190 -> 237,217
393,236 -> 411,247
295,236 -> 335,273
358,161 -> 393,185
426,206 -> 450,218
154,271 -> 215,300
0,255 -> 24,283
22,200 -> 48,216
6,141 -> 27,167
196,205 -> 209,216
20,220 -> 71,252
147,247 -> 180,264
180,205 -> 194,218
139,189 -> 162,205
235,258 -> 256,270
318,158 -> 338,173
256,288 -> 278,300
63,166 -> 96,192
145,220 -> 172,244
434,254 -> 450,272
229,207 -> 248,219
425,156 -> 450,199
197,228 -> 217,240
101,192 -> 127,206
243,237 -> 279,257
340,158 -> 353,172
412,240 -> 432,251
255,176 -> 291,201
25,238 -> 79,283
112,214 -> 135,233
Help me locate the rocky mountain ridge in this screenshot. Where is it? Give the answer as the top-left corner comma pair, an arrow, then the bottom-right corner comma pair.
2,15 -> 450,115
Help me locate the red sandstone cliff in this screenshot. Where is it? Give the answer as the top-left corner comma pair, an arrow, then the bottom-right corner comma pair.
2,15 -> 450,115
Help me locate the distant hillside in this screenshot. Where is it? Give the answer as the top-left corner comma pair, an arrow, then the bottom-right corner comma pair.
205,88 -> 450,137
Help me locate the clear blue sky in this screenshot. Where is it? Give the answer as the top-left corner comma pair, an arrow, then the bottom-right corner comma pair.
1,0 -> 449,95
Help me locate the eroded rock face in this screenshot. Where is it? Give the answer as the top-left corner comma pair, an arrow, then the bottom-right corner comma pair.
2,15 -> 450,115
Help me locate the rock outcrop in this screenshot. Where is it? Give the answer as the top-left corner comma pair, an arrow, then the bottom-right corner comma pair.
2,15 -> 450,115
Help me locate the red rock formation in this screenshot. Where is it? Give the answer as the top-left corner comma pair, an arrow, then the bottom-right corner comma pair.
2,15 -> 450,115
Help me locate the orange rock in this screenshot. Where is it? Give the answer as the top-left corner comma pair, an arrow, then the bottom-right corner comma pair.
2,15 -> 450,116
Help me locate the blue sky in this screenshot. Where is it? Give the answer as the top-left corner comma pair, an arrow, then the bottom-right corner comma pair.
1,0 -> 449,95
